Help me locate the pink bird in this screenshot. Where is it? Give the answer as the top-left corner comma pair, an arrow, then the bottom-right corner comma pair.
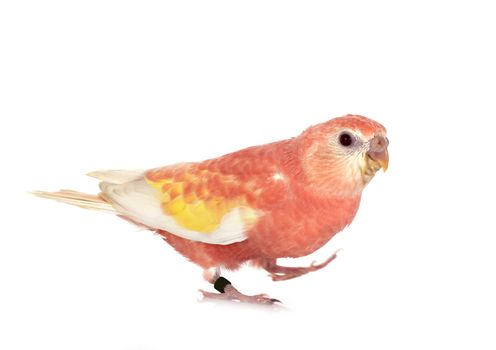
34,114 -> 389,304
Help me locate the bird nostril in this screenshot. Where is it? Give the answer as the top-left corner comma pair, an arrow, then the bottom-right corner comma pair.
371,136 -> 387,151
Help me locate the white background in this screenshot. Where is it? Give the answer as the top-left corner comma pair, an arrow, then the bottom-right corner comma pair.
1,1 -> 495,349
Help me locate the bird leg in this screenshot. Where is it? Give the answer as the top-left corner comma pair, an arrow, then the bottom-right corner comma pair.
199,268 -> 280,305
262,251 -> 339,281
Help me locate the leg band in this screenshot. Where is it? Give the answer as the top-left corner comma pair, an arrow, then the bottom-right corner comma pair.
213,277 -> 232,293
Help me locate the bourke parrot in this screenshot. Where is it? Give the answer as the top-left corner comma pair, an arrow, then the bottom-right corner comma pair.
34,115 -> 388,304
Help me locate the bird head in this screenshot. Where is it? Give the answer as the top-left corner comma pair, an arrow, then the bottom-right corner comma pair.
297,114 -> 388,197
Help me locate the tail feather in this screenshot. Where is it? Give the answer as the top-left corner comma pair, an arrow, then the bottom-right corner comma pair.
32,190 -> 116,213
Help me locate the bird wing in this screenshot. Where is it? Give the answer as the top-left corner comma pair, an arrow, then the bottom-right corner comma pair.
99,156 -> 289,245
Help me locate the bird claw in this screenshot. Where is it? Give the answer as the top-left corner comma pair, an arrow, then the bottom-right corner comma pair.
265,250 -> 340,281
253,293 -> 281,304
199,287 -> 281,305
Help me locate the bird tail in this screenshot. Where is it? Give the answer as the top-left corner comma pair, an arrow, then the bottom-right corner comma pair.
32,190 -> 116,214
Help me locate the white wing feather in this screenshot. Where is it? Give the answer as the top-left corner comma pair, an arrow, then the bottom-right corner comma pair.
100,178 -> 252,245
87,169 -> 143,184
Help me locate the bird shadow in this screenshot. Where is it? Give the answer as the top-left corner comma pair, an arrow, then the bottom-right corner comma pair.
197,293 -> 289,313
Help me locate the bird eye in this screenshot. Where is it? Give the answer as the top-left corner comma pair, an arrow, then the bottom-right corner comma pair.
339,132 -> 354,147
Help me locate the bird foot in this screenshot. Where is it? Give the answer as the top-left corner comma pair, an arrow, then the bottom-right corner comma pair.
265,250 -> 340,281
199,277 -> 280,305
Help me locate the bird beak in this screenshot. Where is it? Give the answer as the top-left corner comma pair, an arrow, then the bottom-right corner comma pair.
366,135 -> 389,172
367,149 -> 389,172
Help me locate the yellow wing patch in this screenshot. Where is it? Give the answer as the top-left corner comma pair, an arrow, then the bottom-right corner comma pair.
146,173 -> 258,234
